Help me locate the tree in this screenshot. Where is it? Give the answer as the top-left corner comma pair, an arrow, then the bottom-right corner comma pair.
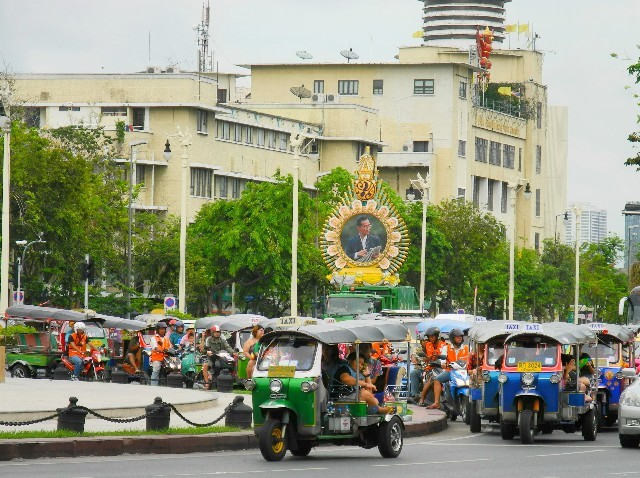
624,54 -> 640,169
581,242 -> 628,322
540,239 -> 575,320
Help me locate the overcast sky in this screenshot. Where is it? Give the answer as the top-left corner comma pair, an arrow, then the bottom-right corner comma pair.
1,0 -> 639,240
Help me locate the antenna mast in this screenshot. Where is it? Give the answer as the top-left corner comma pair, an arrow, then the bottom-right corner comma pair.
195,1 -> 211,72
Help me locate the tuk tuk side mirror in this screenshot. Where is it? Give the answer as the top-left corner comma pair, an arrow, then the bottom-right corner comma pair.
621,368 -> 637,379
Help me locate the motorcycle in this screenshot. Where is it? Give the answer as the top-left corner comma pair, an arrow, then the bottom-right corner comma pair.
60,347 -> 107,381
442,360 -> 471,423
180,345 -> 198,388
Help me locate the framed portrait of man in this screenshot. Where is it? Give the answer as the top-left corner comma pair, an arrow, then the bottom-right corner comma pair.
340,214 -> 388,265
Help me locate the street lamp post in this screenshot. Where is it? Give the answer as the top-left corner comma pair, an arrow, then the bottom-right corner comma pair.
508,180 -> 532,321
0,95 -> 11,314
627,224 -> 640,287
126,140 -> 147,319
409,173 -> 430,315
573,205 -> 582,323
164,128 -> 191,314
554,212 -> 569,243
289,132 -> 306,318
15,235 -> 46,305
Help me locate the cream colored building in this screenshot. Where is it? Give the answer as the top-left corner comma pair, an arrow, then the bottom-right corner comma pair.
245,45 -> 568,249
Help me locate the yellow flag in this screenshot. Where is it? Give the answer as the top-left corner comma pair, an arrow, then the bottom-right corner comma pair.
518,24 -> 529,33
498,86 -> 512,96
504,24 -> 517,33
412,30 -> 423,38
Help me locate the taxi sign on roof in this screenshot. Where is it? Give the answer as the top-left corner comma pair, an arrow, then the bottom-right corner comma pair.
588,323 -> 607,331
474,316 -> 487,322
523,323 -> 543,333
502,322 -> 522,332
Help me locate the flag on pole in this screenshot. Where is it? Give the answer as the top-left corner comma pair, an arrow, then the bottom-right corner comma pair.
412,30 -> 424,39
504,24 -> 517,33
518,23 -> 529,33
497,86 -> 512,96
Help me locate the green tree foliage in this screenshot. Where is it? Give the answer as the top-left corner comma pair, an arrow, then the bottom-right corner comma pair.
540,239 -> 575,320
624,54 -> 640,168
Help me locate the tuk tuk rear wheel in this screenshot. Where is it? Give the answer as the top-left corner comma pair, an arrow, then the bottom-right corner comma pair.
378,416 -> 403,458
500,416 -> 516,440
619,434 -> 640,448
259,419 -> 287,461
11,364 -> 31,378
289,440 -> 313,457
469,401 -> 481,433
582,407 -> 597,441
461,396 -> 470,425
519,409 -> 535,444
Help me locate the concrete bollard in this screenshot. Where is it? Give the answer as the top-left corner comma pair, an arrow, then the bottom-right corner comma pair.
216,369 -> 234,393
57,397 -> 88,432
53,362 -> 70,380
166,373 -> 185,388
110,368 -> 129,384
225,396 -> 253,429
145,396 -> 171,431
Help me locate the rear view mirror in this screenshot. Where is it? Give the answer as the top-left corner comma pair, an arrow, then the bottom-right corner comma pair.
621,368 -> 637,379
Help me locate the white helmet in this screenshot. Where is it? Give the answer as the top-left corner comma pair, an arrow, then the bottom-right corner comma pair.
74,322 -> 86,332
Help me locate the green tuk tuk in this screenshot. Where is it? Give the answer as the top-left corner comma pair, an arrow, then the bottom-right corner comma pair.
246,319 -> 411,461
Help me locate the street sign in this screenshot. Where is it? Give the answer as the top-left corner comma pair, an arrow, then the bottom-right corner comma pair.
13,291 -> 24,305
164,296 -> 176,311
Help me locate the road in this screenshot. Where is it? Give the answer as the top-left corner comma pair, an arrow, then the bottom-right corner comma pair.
1,422 -> 636,478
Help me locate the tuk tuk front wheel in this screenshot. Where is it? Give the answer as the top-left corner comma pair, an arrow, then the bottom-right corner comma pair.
469,401 -> 481,433
259,419 -> 287,461
11,364 -> 32,378
582,407 -> 597,441
500,416 -> 516,440
461,396 -> 470,425
619,434 -> 640,448
378,416 -> 403,458
289,440 -> 313,457
519,409 -> 535,444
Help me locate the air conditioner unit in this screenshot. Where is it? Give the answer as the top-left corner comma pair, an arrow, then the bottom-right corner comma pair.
311,93 -> 326,103
166,66 -> 180,73
325,94 -> 340,103
146,66 -> 161,74
402,142 -> 413,152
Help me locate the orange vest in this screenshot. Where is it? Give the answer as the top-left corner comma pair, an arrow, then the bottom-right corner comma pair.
68,332 -> 88,358
441,343 -> 469,366
151,334 -> 171,362
371,342 -> 391,360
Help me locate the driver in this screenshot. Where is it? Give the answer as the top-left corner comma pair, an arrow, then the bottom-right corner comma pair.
150,322 -> 171,386
67,322 -> 97,381
203,325 -> 236,389
427,328 -> 469,410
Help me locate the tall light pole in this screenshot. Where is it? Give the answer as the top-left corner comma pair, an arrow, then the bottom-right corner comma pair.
573,205 -> 582,324
126,140 -> 147,319
164,128 -> 192,313
15,234 -> 46,305
554,212 -> 569,243
508,180 -> 531,321
0,99 -> 11,315
627,224 -> 640,287
289,132 -> 305,318
409,173 -> 430,314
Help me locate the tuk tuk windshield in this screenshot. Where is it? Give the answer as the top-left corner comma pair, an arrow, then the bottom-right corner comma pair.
504,340 -> 558,368
485,341 -> 505,367
594,339 -> 620,364
257,337 -> 317,371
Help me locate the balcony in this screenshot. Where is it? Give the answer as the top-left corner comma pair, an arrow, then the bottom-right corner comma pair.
376,151 -> 434,168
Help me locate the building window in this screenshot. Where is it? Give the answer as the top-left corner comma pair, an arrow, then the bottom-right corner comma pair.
503,144 -> 515,169
132,107 -> 145,131
338,80 -> 359,95
459,81 -> 467,99
190,168 -> 213,198
373,79 -> 383,95
501,182 -> 508,213
536,145 -> 542,174
457,188 -> 466,199
472,176 -> 480,206
413,141 -> 429,152
487,179 -> 495,212
197,110 -> 208,134
100,106 -> 125,116
231,178 -> 241,199
536,102 -> 542,129
475,137 -> 488,163
233,124 -> 242,142
24,107 -> 41,128
314,80 -> 324,94
535,189 -> 541,217
217,89 -> 227,104
135,164 -> 145,186
256,128 -> 265,147
534,232 -> 540,252
414,79 -> 434,95
518,147 -> 522,172
279,132 -> 288,151
268,131 -> 276,149
489,141 -> 502,166
458,140 -> 466,157
244,126 -> 253,144
217,176 -> 228,198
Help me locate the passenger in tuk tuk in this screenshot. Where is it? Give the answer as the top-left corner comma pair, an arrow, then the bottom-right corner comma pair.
561,354 -> 591,400
371,339 -> 392,361
428,328 -> 469,409
126,333 -> 142,373
243,325 -> 265,379
335,352 -> 394,414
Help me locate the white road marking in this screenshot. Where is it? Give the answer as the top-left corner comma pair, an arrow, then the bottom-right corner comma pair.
609,472 -> 640,476
156,468 -> 328,477
527,449 -> 605,457
374,458 -> 492,467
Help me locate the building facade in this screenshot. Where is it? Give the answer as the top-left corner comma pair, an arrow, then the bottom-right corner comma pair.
623,202 -> 640,269
564,202 -> 608,246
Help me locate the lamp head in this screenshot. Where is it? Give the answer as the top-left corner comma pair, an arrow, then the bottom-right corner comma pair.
523,183 -> 532,200
163,139 -> 172,161
406,185 -> 416,202
15,240 -> 27,246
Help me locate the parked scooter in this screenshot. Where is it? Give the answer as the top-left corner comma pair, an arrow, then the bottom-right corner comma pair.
442,360 -> 471,423
60,348 -> 107,381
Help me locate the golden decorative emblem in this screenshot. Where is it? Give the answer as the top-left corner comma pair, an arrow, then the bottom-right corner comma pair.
354,147 -> 377,201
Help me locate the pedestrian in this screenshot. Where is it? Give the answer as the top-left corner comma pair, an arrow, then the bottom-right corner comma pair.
243,325 -> 264,379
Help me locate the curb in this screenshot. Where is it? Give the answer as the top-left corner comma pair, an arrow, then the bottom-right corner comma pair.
0,416 -> 448,461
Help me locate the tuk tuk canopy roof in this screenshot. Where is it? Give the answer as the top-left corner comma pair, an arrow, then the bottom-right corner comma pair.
504,322 -> 596,345
468,320 -> 529,344
194,314 -> 270,332
6,305 -> 94,323
416,319 -> 472,337
94,314 -> 148,331
580,323 -> 635,343
259,319 -> 410,345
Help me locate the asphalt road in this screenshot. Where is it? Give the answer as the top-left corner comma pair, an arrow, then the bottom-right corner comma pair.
1,422 -> 636,478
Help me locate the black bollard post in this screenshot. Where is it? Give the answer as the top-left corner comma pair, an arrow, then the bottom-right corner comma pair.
53,362 -> 71,380
145,396 -> 171,431
57,397 -> 88,432
225,396 -> 253,429
216,369 -> 234,393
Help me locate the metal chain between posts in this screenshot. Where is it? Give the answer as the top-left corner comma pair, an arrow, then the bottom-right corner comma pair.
0,396 -> 243,428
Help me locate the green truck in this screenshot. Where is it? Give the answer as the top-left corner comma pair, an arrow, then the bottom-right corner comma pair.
323,285 -> 420,321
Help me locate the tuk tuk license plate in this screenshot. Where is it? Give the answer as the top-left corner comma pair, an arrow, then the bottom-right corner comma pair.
268,365 -> 296,377
517,362 -> 542,372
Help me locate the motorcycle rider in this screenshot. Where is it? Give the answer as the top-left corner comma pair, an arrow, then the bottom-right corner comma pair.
414,326 -> 445,405
427,328 -> 469,409
150,321 -> 171,386
169,320 -> 185,348
203,325 -> 236,388
67,322 -> 97,381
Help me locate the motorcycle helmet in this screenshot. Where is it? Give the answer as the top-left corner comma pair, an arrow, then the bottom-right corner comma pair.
175,320 -> 184,328
156,321 -> 168,329
424,326 -> 440,338
449,328 -> 464,341
168,318 -> 177,326
74,322 -> 86,332
210,325 -> 221,333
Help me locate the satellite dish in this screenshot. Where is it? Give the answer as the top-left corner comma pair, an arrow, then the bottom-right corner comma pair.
296,50 -> 313,60
340,48 -> 359,62
290,85 -> 312,101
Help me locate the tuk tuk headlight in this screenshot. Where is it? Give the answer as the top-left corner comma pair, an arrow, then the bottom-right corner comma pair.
482,371 -> 491,383
549,374 -> 561,384
522,373 -> 535,386
300,381 -> 318,392
269,379 -> 283,393
616,371 -> 624,380
498,373 -> 508,384
244,379 -> 256,391
621,392 -> 640,407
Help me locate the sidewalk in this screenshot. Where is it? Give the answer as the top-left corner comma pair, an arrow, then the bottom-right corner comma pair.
0,377 -> 447,460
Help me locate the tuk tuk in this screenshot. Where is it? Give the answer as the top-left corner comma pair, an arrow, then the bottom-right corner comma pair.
247,319 -> 411,461
467,320 -> 526,433
581,322 -> 635,427
498,322 -> 598,444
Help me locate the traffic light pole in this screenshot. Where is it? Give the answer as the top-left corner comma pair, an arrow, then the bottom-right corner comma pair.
84,253 -> 89,309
